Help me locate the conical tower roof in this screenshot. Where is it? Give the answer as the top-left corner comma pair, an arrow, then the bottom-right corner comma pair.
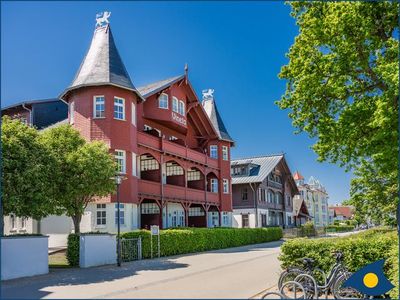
293,171 -> 304,180
60,23 -> 143,100
202,89 -> 234,144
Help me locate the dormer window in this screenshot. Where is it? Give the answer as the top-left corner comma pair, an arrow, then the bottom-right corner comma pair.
178,100 -> 185,115
158,93 -> 168,109
172,97 -> 179,113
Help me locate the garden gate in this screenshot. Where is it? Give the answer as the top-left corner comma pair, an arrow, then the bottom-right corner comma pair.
120,237 -> 142,262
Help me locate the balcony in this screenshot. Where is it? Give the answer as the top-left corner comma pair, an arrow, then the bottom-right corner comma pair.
138,131 -> 219,169
138,179 -> 220,205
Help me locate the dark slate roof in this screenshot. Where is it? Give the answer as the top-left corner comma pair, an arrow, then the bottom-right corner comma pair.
41,118 -> 69,130
137,75 -> 185,98
1,98 -> 62,110
202,98 -> 234,143
231,155 -> 284,184
60,25 -> 143,100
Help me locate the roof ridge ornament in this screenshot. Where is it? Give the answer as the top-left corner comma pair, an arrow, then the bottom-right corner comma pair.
202,88 -> 214,101
96,11 -> 111,29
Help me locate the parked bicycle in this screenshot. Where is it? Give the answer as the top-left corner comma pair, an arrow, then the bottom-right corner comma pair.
278,251 -> 363,299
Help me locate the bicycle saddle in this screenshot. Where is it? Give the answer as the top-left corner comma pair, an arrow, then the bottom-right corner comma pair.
298,257 -> 315,266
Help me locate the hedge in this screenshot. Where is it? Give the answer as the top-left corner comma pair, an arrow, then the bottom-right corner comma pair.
121,227 -> 283,258
66,233 -> 79,266
279,228 -> 398,296
326,225 -> 354,232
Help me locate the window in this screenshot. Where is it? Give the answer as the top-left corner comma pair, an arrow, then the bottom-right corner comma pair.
223,179 -> 229,194
261,214 -> 267,227
131,102 -> 136,126
172,97 -> 179,113
286,195 -> 291,206
166,162 -> 184,176
141,203 -> 160,214
93,96 -> 105,118
96,204 -> 106,226
178,100 -> 185,115
222,146 -> 229,161
187,169 -> 201,181
275,193 -> 283,204
20,217 -> 27,229
115,150 -> 126,173
115,203 -> 125,225
268,190 -> 274,203
140,155 -> 159,171
210,145 -> 218,159
70,101 -> 75,124
158,93 -> 168,109
242,214 -> 249,228
241,188 -> 248,201
210,178 -> 218,193
132,152 -> 137,176
114,97 -> 125,120
222,212 -> 229,226
189,207 -> 205,216
10,214 -> 16,230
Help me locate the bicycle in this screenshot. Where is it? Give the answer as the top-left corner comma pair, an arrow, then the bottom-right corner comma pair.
278,251 -> 363,299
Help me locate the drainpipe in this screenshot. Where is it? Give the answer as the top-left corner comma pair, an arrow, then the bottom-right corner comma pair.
22,103 -> 33,125
249,183 -> 258,228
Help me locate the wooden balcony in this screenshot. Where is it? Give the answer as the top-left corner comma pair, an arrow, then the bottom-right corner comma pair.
138,179 -> 220,205
138,131 -> 219,169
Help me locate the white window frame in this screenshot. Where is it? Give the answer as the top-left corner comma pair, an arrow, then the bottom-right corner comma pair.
210,178 -> 218,193
158,93 -> 169,109
10,214 -> 16,230
222,146 -> 229,161
20,217 -> 27,229
210,145 -> 218,159
96,204 -> 107,227
114,97 -> 125,120
178,100 -> 185,115
115,150 -> 126,174
172,97 -> 179,113
132,152 -> 137,177
131,102 -> 136,126
223,179 -> 229,194
70,101 -> 75,124
115,203 -> 125,225
93,96 -> 105,118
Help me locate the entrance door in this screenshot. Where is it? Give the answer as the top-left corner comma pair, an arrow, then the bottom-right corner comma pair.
242,214 -> 249,228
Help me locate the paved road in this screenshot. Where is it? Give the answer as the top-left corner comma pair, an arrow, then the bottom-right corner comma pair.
1,240 -> 283,299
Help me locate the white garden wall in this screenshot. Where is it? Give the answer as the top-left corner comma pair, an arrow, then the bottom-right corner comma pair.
1,236 -> 48,280
79,234 -> 116,268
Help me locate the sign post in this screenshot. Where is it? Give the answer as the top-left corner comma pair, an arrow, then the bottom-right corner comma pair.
150,225 -> 160,258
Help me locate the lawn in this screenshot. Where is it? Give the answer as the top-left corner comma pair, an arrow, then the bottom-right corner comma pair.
49,250 -> 71,268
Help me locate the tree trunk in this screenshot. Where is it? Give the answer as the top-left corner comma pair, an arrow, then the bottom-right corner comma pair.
72,214 -> 82,234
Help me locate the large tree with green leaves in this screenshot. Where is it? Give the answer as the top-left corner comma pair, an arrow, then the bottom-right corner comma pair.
277,2 -> 399,223
41,125 -> 116,233
1,116 -> 58,234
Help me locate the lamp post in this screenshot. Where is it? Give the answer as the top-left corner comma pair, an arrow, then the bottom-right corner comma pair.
112,173 -> 126,267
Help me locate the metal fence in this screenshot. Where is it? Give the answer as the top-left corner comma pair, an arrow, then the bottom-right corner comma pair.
120,237 -> 142,262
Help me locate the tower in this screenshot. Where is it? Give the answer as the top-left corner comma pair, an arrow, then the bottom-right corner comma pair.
60,12 -> 143,231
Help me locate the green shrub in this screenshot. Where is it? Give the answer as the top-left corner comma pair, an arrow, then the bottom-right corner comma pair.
300,221 -> 316,237
387,243 -> 399,299
121,227 -> 283,259
66,233 -> 79,266
279,229 -> 397,284
326,225 -> 354,232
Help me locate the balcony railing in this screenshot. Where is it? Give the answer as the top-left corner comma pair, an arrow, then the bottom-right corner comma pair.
138,131 -> 219,169
138,179 -> 221,205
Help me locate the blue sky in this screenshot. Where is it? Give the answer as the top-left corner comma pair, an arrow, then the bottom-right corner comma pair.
1,1 -> 352,204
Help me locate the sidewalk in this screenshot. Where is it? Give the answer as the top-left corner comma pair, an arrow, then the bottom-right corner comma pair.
2,240 -> 283,299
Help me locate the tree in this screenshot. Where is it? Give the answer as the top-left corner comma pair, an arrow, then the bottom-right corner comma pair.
1,116 -> 58,234
41,125 -> 116,233
276,2 -> 399,223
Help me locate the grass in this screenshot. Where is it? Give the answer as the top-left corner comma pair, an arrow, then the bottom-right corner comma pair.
48,249 -> 72,268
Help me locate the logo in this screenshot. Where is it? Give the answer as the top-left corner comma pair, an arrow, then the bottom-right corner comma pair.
96,11 -> 111,28
343,259 -> 394,296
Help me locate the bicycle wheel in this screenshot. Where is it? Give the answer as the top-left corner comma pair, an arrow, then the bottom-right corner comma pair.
280,281 -> 306,299
332,273 -> 364,299
278,268 -> 306,290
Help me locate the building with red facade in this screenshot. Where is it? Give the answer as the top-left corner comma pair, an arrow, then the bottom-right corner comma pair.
54,17 -> 234,232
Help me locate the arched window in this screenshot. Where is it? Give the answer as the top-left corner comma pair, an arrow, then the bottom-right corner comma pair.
268,190 -> 274,203
172,97 -> 179,112
158,93 -> 168,109
178,100 -> 185,115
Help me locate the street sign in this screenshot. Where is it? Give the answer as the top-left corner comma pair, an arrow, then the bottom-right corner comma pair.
150,225 -> 159,236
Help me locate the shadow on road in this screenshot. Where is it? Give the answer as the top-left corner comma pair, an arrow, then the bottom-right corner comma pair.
1,259 -> 189,299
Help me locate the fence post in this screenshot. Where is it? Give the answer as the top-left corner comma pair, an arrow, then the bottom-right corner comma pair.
138,237 -> 142,260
